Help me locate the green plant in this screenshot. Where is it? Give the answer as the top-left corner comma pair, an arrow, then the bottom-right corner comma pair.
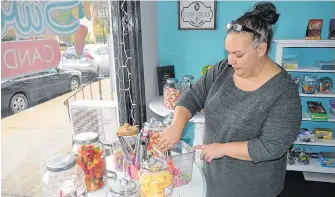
200,65 -> 213,75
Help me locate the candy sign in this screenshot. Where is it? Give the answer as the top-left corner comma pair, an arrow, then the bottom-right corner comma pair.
1,39 -> 61,79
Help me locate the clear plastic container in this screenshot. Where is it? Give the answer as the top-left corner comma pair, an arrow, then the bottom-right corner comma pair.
170,140 -> 195,187
163,78 -> 181,109
139,157 -> 173,197
73,132 -> 106,191
41,153 -> 87,197
179,75 -> 194,93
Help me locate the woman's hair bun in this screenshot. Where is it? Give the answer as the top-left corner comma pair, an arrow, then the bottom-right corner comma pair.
252,2 -> 280,25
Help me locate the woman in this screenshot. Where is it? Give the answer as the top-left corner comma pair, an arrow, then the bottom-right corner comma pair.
158,2 -> 302,197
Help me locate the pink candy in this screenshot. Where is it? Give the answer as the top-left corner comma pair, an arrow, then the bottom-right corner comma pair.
164,88 -> 181,109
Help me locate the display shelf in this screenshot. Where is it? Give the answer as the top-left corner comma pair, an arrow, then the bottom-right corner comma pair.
299,92 -> 335,97
303,172 -> 335,183
285,67 -> 335,73
302,113 -> 335,122
287,158 -> 335,174
293,139 -> 335,146
275,39 -> 335,48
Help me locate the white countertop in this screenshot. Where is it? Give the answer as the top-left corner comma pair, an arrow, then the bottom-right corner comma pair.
88,155 -> 207,197
149,96 -> 205,123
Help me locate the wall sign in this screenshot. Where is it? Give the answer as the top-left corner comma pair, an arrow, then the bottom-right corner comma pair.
178,0 -> 216,30
1,39 -> 61,79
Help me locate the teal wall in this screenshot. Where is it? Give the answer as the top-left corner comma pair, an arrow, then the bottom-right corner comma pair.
158,1 -> 335,152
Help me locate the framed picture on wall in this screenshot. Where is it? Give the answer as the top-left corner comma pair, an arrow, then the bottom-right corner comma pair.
178,0 -> 216,30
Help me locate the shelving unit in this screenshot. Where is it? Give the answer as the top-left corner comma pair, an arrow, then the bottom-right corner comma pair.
274,39 -> 335,183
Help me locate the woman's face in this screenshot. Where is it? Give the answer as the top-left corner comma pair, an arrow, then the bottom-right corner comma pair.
225,32 -> 265,78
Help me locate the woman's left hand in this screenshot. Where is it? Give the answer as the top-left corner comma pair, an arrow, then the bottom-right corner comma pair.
195,143 -> 226,163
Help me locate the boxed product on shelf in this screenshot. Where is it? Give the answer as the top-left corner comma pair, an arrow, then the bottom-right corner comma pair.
307,101 -> 328,121
317,77 -> 333,93
305,19 -> 323,40
316,60 -> 335,70
319,152 -> 335,168
282,59 -> 299,70
330,100 -> 335,116
314,128 -> 333,140
295,128 -> 315,143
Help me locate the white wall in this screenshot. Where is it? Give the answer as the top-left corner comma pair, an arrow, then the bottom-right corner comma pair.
140,1 -> 160,121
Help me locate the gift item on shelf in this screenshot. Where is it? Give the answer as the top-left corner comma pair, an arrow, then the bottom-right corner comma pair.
317,77 -> 333,93
282,60 -> 299,70
302,75 -> 318,94
73,132 -> 107,192
330,99 -> 335,116
41,153 -> 87,197
139,157 -> 174,197
163,78 -> 181,109
295,128 -> 315,143
314,128 -> 333,140
179,75 -> 195,93
307,101 -> 328,121
305,19 -> 323,40
298,148 -> 312,165
329,19 -> 335,40
289,74 -> 301,87
316,60 -> 335,70
319,152 -> 335,168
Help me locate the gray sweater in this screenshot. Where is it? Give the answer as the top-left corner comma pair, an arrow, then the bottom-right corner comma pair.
176,59 -> 302,197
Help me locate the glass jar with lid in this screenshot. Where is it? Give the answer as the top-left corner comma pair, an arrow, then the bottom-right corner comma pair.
106,178 -> 140,197
179,75 -> 194,93
139,157 -> 174,197
72,132 -> 106,192
41,153 -> 87,197
163,78 -> 181,109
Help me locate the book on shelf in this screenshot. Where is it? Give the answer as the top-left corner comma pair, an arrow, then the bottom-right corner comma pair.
305,19 -> 323,40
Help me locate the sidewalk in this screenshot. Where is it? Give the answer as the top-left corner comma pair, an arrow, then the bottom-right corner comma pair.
1,79 -> 112,197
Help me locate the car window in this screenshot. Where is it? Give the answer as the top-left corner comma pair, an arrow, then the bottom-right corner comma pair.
44,69 -> 58,74
99,47 -> 108,55
24,72 -> 43,79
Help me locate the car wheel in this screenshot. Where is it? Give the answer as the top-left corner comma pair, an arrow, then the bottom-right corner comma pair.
70,77 -> 79,91
9,93 -> 28,114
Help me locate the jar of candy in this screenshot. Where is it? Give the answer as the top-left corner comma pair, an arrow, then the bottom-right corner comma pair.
107,178 -> 140,197
73,132 -> 106,191
163,78 -> 181,109
301,75 -> 317,94
139,157 -> 173,197
179,75 -> 194,93
41,153 -> 87,197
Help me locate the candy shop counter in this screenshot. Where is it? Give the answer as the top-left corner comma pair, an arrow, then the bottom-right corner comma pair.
88,155 -> 207,197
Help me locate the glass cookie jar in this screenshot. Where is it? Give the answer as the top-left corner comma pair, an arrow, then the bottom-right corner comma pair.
41,153 -> 87,197
106,179 -> 140,197
179,75 -> 194,93
163,78 -> 181,109
73,132 -> 107,192
139,157 -> 174,197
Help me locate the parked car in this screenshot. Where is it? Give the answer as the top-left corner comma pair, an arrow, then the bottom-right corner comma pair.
1,68 -> 81,114
59,44 -> 110,82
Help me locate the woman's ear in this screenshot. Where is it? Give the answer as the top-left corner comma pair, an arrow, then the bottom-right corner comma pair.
257,42 -> 268,57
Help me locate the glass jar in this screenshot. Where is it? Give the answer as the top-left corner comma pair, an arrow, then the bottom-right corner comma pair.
179,75 -> 194,93
301,75 -> 317,94
106,178 -> 140,197
73,132 -> 106,192
163,78 -> 181,109
139,157 -> 173,197
162,112 -> 174,130
41,153 -> 87,197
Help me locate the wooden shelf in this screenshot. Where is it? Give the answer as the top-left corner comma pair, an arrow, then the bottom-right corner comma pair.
302,113 -> 335,122
287,158 -> 335,174
275,39 -> 335,48
299,92 -> 335,97
285,67 -> 335,73
293,139 -> 335,147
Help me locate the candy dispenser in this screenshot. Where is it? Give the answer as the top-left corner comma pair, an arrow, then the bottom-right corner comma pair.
41,153 -> 87,197
179,75 -> 194,93
163,78 -> 181,109
139,157 -> 174,197
73,132 -> 106,191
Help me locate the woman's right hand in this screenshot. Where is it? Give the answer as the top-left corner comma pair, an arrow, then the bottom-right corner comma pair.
158,124 -> 183,152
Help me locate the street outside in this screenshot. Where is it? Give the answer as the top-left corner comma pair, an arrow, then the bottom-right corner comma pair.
1,78 -> 112,197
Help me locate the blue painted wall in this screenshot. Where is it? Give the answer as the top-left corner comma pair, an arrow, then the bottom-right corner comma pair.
158,1 -> 335,151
